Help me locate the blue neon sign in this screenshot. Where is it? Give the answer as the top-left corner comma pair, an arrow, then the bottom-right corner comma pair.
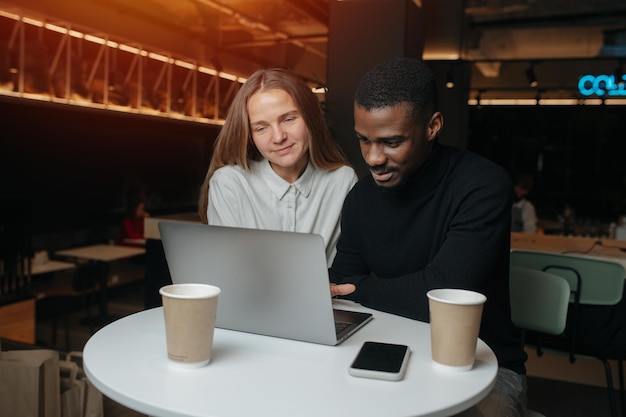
578,74 -> 626,97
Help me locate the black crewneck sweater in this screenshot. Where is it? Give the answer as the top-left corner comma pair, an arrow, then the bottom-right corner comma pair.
330,141 -> 526,374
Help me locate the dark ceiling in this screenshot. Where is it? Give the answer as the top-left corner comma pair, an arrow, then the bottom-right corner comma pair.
95,0 -> 626,64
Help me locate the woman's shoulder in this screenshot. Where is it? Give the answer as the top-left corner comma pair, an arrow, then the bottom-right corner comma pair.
315,164 -> 358,186
335,164 -> 357,174
210,163 -> 251,186
327,164 -> 357,178
213,163 -> 245,175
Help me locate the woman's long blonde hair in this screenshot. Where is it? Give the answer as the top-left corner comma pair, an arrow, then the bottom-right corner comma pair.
198,68 -> 350,223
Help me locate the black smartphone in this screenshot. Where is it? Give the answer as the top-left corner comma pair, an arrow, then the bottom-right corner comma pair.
348,341 -> 410,381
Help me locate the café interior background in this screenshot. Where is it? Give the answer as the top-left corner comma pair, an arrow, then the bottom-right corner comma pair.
2,0 -> 626,239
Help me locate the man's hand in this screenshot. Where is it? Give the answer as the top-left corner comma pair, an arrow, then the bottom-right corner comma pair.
330,283 -> 356,298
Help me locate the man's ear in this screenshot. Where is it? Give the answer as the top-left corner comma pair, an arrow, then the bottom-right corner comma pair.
427,112 -> 443,141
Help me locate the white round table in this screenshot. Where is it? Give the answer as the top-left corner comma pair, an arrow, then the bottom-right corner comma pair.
83,300 -> 497,417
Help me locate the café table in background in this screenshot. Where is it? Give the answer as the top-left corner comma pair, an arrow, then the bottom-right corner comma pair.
511,232 -> 626,259
30,260 -> 76,276
83,300 -> 498,417
511,232 -> 626,272
55,244 -> 145,325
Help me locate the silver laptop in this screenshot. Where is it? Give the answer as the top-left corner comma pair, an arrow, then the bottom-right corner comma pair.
158,221 -> 373,345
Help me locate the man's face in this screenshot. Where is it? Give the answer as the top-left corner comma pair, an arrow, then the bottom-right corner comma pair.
354,103 -> 441,188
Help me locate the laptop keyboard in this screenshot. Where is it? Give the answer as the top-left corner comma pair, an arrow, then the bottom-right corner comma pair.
335,320 -> 351,335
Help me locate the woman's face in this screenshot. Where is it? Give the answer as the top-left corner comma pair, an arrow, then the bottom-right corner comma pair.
247,88 -> 310,183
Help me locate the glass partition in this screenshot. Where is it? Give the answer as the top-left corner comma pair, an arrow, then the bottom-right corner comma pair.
0,7 -> 246,125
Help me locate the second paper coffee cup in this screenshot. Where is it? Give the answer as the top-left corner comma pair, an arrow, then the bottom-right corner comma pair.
427,288 -> 486,372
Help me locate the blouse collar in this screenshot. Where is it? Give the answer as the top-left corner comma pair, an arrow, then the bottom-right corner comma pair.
260,159 -> 313,200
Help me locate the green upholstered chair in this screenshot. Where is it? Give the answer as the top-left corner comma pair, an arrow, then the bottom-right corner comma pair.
510,266 -> 570,338
510,266 -> 571,417
510,249 -> 626,417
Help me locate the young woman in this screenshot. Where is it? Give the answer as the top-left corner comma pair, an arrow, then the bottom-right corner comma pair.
198,68 -> 357,265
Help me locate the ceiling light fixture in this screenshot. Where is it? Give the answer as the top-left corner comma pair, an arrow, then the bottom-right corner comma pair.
445,67 -> 455,89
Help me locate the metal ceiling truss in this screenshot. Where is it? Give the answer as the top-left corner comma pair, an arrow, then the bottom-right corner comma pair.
0,7 -> 243,124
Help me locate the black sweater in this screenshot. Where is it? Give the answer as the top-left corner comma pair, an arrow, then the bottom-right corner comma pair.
330,141 -> 527,374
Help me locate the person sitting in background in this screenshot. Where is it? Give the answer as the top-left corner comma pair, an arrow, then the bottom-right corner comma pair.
511,173 -> 537,234
198,68 -> 357,266
121,199 -> 149,245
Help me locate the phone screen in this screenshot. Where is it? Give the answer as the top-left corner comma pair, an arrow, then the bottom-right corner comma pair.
351,341 -> 409,373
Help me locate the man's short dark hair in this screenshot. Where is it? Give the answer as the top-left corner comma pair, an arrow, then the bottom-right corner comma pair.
354,57 -> 438,125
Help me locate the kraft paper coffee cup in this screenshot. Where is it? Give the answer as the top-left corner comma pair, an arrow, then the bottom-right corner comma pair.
160,283 -> 220,369
427,289 -> 486,372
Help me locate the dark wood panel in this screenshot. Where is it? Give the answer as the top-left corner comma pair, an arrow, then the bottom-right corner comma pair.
0,97 -> 218,234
